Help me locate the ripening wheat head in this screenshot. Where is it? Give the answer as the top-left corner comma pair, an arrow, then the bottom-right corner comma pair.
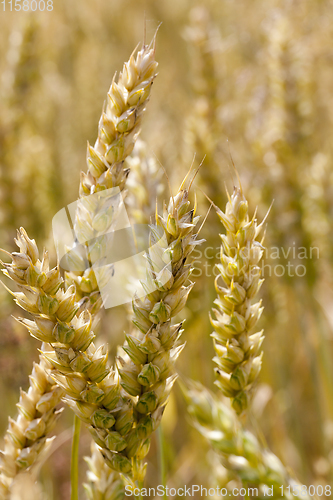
185,382 -> 314,500
210,186 -> 266,414
114,180 -> 203,480
65,39 -> 158,307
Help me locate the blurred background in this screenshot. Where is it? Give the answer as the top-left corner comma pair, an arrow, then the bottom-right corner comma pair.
1,0 -> 333,497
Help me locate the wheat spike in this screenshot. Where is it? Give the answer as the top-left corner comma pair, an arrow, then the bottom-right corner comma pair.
0,39 -> 159,493
210,186 -> 266,414
66,41 -> 159,310
0,347 -> 63,498
184,382 -> 316,500
115,180 -> 203,481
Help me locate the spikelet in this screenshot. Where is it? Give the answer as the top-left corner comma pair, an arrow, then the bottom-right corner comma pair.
65,39 -> 159,307
184,382 -> 313,500
0,349 -> 63,498
210,186 -> 266,414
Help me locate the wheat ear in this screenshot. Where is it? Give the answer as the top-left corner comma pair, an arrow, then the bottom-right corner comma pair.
210,186 -> 266,414
184,382 -> 315,500
66,40 -> 158,308
0,39 -> 159,495
0,228 -> 126,475
0,230 -> 66,496
115,182 -> 202,481
0,38 -> 159,496
60,40 -> 158,495
72,41 -> 159,493
0,348 -> 63,498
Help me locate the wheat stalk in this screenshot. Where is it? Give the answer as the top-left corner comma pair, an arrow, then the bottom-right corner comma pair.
210,186 -> 266,414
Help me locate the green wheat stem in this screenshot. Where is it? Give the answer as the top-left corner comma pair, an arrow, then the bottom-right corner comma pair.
70,415 -> 81,500
157,425 -> 168,499
138,479 -> 144,500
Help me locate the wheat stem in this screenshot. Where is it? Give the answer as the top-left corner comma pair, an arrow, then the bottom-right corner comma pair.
70,415 -> 81,500
157,426 -> 167,499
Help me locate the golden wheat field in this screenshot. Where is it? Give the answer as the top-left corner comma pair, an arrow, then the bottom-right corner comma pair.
0,0 -> 333,499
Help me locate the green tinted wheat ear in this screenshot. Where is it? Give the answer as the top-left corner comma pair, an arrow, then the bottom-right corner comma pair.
210,187 -> 266,414
0,349 -> 63,499
185,383 -> 315,500
66,40 -> 158,307
78,183 -> 201,482
115,183 -> 202,480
